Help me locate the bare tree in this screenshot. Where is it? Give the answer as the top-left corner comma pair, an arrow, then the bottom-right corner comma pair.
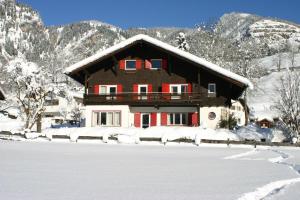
276,71 -> 300,139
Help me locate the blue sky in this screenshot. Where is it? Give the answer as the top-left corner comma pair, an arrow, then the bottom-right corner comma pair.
18,0 -> 300,28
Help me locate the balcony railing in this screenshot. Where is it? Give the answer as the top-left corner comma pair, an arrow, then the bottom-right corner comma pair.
83,92 -> 213,105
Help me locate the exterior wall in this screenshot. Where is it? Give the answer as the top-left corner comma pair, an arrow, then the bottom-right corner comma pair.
230,101 -> 246,126
200,101 -> 246,129
84,106 -> 198,128
200,107 -> 223,129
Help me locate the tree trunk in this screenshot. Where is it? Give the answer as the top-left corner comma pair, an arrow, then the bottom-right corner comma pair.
36,114 -> 42,133
244,89 -> 249,126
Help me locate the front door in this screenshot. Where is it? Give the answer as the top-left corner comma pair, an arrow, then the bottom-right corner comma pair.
141,113 -> 150,128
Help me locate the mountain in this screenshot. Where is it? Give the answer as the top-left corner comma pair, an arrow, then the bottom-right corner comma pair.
0,0 -> 299,119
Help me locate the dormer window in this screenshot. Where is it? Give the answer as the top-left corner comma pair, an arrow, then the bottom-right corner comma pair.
125,60 -> 136,70
151,59 -> 162,70
208,83 -> 216,96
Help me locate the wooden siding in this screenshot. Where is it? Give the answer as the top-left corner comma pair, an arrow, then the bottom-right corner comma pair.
73,42 -> 244,107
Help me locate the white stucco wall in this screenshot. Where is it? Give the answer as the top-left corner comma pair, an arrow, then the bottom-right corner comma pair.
200,101 -> 246,129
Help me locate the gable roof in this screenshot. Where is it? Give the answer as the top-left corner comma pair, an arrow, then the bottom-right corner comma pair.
65,34 -> 253,89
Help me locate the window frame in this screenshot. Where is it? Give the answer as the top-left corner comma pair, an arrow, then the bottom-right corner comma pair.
169,84 -> 188,94
169,84 -> 188,99
99,85 -> 118,95
167,113 -> 187,126
125,59 -> 137,70
150,59 -> 162,70
208,83 -> 216,94
93,111 -> 121,127
138,84 -> 148,100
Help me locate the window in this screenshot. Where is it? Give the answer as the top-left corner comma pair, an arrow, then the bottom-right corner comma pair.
93,111 -> 121,127
138,85 -> 148,100
151,59 -> 162,69
208,112 -> 216,120
99,85 -> 117,99
170,84 -> 188,99
168,113 -> 187,125
125,60 -> 136,70
208,83 -> 216,94
208,83 -> 216,97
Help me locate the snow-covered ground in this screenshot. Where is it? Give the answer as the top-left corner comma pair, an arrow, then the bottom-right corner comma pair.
0,141 -> 299,200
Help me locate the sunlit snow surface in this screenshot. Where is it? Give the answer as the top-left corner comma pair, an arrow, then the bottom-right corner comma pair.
0,141 -> 299,200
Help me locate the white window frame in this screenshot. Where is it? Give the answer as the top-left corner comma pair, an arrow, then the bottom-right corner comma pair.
99,85 -> 117,100
93,111 -> 121,127
150,59 -> 162,70
140,113 -> 151,128
138,84 -> 148,100
125,59 -> 137,70
169,84 -> 188,99
208,83 -> 216,94
167,113 -> 187,126
99,85 -> 117,95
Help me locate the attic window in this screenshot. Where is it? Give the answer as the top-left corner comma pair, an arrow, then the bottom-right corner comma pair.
151,59 -> 162,69
208,83 -> 216,94
208,83 -> 216,97
125,60 -> 136,70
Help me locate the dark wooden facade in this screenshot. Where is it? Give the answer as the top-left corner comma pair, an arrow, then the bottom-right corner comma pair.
68,41 -> 246,107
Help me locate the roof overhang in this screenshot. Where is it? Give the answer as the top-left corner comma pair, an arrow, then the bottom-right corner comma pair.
64,34 -> 253,90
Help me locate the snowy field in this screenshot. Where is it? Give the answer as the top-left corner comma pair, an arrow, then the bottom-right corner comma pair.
0,141 -> 299,200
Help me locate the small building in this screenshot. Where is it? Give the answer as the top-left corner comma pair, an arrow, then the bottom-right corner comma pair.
65,34 -> 252,129
257,118 -> 274,128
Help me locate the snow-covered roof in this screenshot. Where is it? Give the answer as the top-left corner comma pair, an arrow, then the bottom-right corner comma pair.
65,34 -> 253,89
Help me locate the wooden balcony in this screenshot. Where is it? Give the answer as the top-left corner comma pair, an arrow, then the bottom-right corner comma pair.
83,92 -> 221,106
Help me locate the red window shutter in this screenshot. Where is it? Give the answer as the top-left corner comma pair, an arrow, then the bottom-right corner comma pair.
94,85 -> 99,94
188,112 -> 198,126
134,113 -> 141,127
192,112 -> 198,126
136,60 -> 142,69
162,83 -> 169,93
162,59 -> 168,70
187,83 -> 192,93
162,83 -> 170,100
148,84 -> 153,93
161,113 -> 167,126
133,84 -> 138,100
133,84 -> 138,93
148,84 -> 153,100
117,84 -> 123,93
151,113 -> 157,126
117,84 -> 123,100
119,60 -> 125,70
145,59 -> 152,69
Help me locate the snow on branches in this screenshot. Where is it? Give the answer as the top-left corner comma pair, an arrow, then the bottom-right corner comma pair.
6,57 -> 55,132
176,32 -> 190,51
276,71 -> 300,138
